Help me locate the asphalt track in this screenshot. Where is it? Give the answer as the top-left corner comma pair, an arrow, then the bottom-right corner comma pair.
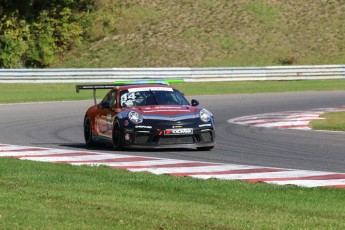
1,90 -> 345,173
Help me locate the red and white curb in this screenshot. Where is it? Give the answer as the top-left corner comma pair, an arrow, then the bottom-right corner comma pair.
228,106 -> 345,130
1,143 -> 345,189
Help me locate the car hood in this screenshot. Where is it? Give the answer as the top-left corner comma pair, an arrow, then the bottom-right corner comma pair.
132,105 -> 199,117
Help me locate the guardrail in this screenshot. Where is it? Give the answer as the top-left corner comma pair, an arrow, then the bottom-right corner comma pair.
0,65 -> 344,83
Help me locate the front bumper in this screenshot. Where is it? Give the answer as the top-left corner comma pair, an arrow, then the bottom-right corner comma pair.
123,127 -> 215,149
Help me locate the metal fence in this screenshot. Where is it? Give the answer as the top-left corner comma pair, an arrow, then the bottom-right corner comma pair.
0,65 -> 344,83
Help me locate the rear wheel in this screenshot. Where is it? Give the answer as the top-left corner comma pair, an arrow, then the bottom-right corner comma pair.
84,116 -> 95,146
112,120 -> 125,150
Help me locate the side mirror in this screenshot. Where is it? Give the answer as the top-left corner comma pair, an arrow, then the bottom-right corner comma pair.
191,99 -> 199,106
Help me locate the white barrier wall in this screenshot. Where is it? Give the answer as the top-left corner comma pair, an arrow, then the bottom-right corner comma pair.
0,65 -> 344,83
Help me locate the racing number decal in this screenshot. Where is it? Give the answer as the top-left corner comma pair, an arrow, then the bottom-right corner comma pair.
121,92 -> 137,107
121,92 -> 136,101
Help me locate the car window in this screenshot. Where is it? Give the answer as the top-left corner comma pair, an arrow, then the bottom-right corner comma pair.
101,90 -> 117,108
109,91 -> 117,108
153,90 -> 188,105
120,87 -> 189,107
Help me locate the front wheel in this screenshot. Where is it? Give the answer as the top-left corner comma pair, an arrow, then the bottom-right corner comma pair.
84,116 -> 95,146
112,120 -> 125,150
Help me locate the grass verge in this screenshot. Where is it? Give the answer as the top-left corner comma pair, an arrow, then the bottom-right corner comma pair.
310,111 -> 345,131
1,157 -> 345,229
2,79 -> 345,103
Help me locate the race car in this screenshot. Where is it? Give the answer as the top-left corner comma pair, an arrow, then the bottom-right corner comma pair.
76,81 -> 215,150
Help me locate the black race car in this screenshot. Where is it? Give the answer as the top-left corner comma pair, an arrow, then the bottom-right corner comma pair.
76,81 -> 215,150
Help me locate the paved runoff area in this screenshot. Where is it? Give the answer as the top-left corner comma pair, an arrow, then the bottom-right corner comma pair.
1,143 -> 345,189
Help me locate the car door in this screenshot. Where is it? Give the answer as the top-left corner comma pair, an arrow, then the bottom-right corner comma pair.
95,90 -> 118,138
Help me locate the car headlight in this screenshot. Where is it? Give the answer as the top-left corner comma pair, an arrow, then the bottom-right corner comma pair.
128,111 -> 143,124
199,109 -> 211,122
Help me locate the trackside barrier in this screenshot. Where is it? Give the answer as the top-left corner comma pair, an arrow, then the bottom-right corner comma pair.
0,65 -> 344,83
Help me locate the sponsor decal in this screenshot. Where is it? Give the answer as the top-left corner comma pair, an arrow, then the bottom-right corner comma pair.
107,114 -> 113,130
107,114 -> 112,121
164,128 -> 193,135
128,87 -> 173,92
143,109 -> 191,113
135,125 -> 152,129
199,124 -> 212,127
95,119 -> 109,133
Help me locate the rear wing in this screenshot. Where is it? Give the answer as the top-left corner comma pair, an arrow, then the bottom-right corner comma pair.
76,84 -> 116,105
76,84 -> 116,93
76,80 -> 181,105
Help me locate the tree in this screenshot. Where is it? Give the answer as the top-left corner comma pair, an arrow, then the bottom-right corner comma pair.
0,0 -> 94,67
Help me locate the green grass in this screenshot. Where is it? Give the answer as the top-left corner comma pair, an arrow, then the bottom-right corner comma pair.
1,157 -> 345,229
310,111 -> 345,131
2,79 -> 345,103
52,0 -> 345,68
0,83 -> 108,103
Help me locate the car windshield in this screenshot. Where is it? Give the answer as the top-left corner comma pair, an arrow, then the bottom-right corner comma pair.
120,87 -> 189,107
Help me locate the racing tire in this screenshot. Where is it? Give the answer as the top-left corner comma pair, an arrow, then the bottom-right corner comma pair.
197,146 -> 214,151
84,116 -> 95,147
112,119 -> 125,150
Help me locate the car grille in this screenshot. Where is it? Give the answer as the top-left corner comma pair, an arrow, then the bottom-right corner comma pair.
201,131 -> 213,142
158,135 -> 195,145
134,133 -> 151,144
